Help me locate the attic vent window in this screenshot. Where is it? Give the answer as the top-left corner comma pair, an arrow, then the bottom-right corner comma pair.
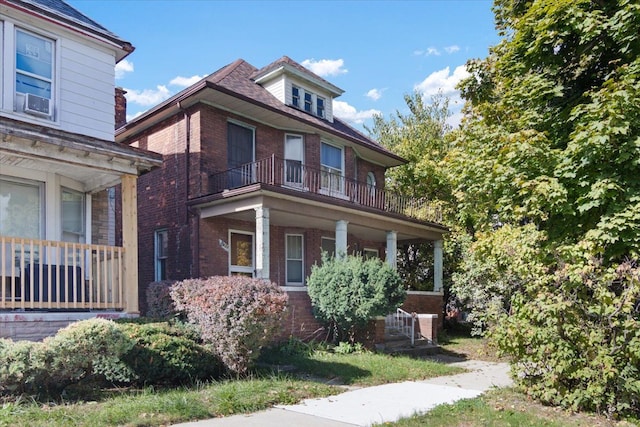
304,92 -> 312,113
317,97 -> 325,118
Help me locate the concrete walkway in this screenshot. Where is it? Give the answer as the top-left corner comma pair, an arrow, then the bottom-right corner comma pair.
173,359 -> 513,427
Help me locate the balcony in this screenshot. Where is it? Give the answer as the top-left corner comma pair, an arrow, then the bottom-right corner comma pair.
209,156 -> 442,223
1,237 -> 125,311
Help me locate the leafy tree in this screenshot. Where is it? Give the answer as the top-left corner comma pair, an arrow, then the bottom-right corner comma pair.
368,92 -> 460,291
452,0 -> 640,261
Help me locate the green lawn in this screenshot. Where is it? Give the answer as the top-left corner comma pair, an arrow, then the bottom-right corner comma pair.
0,346 -> 462,427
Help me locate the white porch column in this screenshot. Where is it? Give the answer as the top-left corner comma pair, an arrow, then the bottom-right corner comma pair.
386,231 -> 397,269
434,239 -> 443,292
335,220 -> 348,259
121,174 -> 139,314
255,206 -> 270,280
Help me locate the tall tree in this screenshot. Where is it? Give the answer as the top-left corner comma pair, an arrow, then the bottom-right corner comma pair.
452,0 -> 640,261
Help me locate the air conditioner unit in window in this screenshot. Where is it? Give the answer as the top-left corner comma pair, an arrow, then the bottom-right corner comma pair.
24,93 -> 52,118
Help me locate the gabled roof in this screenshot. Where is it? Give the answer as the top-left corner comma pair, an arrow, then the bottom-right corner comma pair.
251,56 -> 344,97
2,0 -> 133,61
119,57 -> 405,166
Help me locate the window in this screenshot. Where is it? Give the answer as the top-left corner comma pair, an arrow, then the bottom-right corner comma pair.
320,142 -> 343,192
317,96 -> 325,118
229,231 -> 254,277
286,234 -> 304,285
61,188 -> 84,243
0,177 -> 43,239
15,28 -> 54,118
304,92 -> 312,113
285,134 -> 304,186
291,86 -> 300,108
321,237 -> 335,258
154,229 -> 168,281
363,248 -> 379,260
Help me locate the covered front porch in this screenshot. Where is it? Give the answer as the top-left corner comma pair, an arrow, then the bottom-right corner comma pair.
0,117 -> 161,340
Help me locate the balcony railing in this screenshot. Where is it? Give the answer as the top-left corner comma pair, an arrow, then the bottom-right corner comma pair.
1,236 -> 125,310
209,155 -> 442,223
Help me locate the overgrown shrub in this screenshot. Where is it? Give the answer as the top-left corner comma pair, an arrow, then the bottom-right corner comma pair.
491,258 -> 640,418
0,339 -> 48,396
44,318 -> 135,391
307,254 -> 406,343
171,276 -> 288,375
145,280 -> 177,319
118,321 -> 222,385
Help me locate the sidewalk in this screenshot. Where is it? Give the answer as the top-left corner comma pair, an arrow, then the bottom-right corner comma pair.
173,359 -> 513,427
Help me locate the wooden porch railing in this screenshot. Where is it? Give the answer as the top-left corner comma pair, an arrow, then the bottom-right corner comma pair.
0,236 -> 125,310
209,155 -> 443,223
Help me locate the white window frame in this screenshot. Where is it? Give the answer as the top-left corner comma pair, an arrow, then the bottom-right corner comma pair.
320,141 -> 344,194
316,96 -> 325,118
228,229 -> 254,277
291,85 -> 300,108
154,229 -> 168,282
285,234 -> 304,286
284,133 -> 304,187
61,187 -> 85,243
3,24 -> 58,121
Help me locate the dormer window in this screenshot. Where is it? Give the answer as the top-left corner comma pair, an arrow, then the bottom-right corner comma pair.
317,96 -> 325,118
292,86 -> 300,108
290,85 -> 327,119
304,92 -> 312,113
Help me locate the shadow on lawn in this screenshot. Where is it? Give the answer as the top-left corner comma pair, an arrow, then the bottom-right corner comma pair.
260,357 -> 371,385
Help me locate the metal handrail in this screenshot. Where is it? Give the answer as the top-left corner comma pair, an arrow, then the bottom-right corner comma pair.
386,308 -> 417,346
209,155 -> 442,223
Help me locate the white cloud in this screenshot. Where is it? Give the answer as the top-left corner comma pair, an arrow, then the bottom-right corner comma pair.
170,75 -> 205,87
444,45 -> 460,54
115,59 -> 134,79
414,65 -> 470,98
333,100 -> 381,125
366,88 -> 383,101
124,85 -> 171,107
301,59 -> 348,77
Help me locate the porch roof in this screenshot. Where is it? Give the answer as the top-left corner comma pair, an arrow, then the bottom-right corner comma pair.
188,185 -> 448,243
1,116 -> 162,191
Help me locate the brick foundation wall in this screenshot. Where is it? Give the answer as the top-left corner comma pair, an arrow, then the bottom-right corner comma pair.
275,289 -> 326,342
401,291 -> 444,329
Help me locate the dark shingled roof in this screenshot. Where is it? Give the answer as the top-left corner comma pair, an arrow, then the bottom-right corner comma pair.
251,56 -> 343,95
4,0 -> 132,53
124,57 -> 401,163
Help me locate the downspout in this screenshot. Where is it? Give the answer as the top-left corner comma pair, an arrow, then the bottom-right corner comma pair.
178,101 -> 199,277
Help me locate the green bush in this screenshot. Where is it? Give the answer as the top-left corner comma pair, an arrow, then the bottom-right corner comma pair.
307,254 -> 406,343
491,258 -> 640,418
0,339 -> 48,396
145,280 -> 178,319
171,276 -> 289,376
45,318 -> 136,390
118,321 -> 222,385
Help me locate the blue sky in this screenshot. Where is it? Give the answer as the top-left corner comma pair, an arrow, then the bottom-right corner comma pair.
68,0 -> 499,131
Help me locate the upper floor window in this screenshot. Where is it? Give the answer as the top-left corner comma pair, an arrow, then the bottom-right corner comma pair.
320,142 -> 344,193
290,84 -> 326,119
292,86 -> 300,108
317,96 -> 325,118
15,29 -> 54,119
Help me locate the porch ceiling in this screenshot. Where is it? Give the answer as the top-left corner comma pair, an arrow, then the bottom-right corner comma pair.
1,117 -> 161,192
194,189 -> 447,242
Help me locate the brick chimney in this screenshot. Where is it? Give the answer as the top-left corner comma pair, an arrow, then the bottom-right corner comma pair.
115,87 -> 127,129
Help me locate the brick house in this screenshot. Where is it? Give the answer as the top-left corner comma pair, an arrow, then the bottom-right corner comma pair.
117,56 -> 447,340
0,0 -> 161,340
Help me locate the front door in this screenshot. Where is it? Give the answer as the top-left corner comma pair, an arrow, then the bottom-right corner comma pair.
229,230 -> 254,277
227,122 -> 255,188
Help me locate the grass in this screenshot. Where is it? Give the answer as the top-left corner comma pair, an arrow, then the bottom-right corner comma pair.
0,376 -> 339,427
261,346 -> 464,387
0,343 -> 462,427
